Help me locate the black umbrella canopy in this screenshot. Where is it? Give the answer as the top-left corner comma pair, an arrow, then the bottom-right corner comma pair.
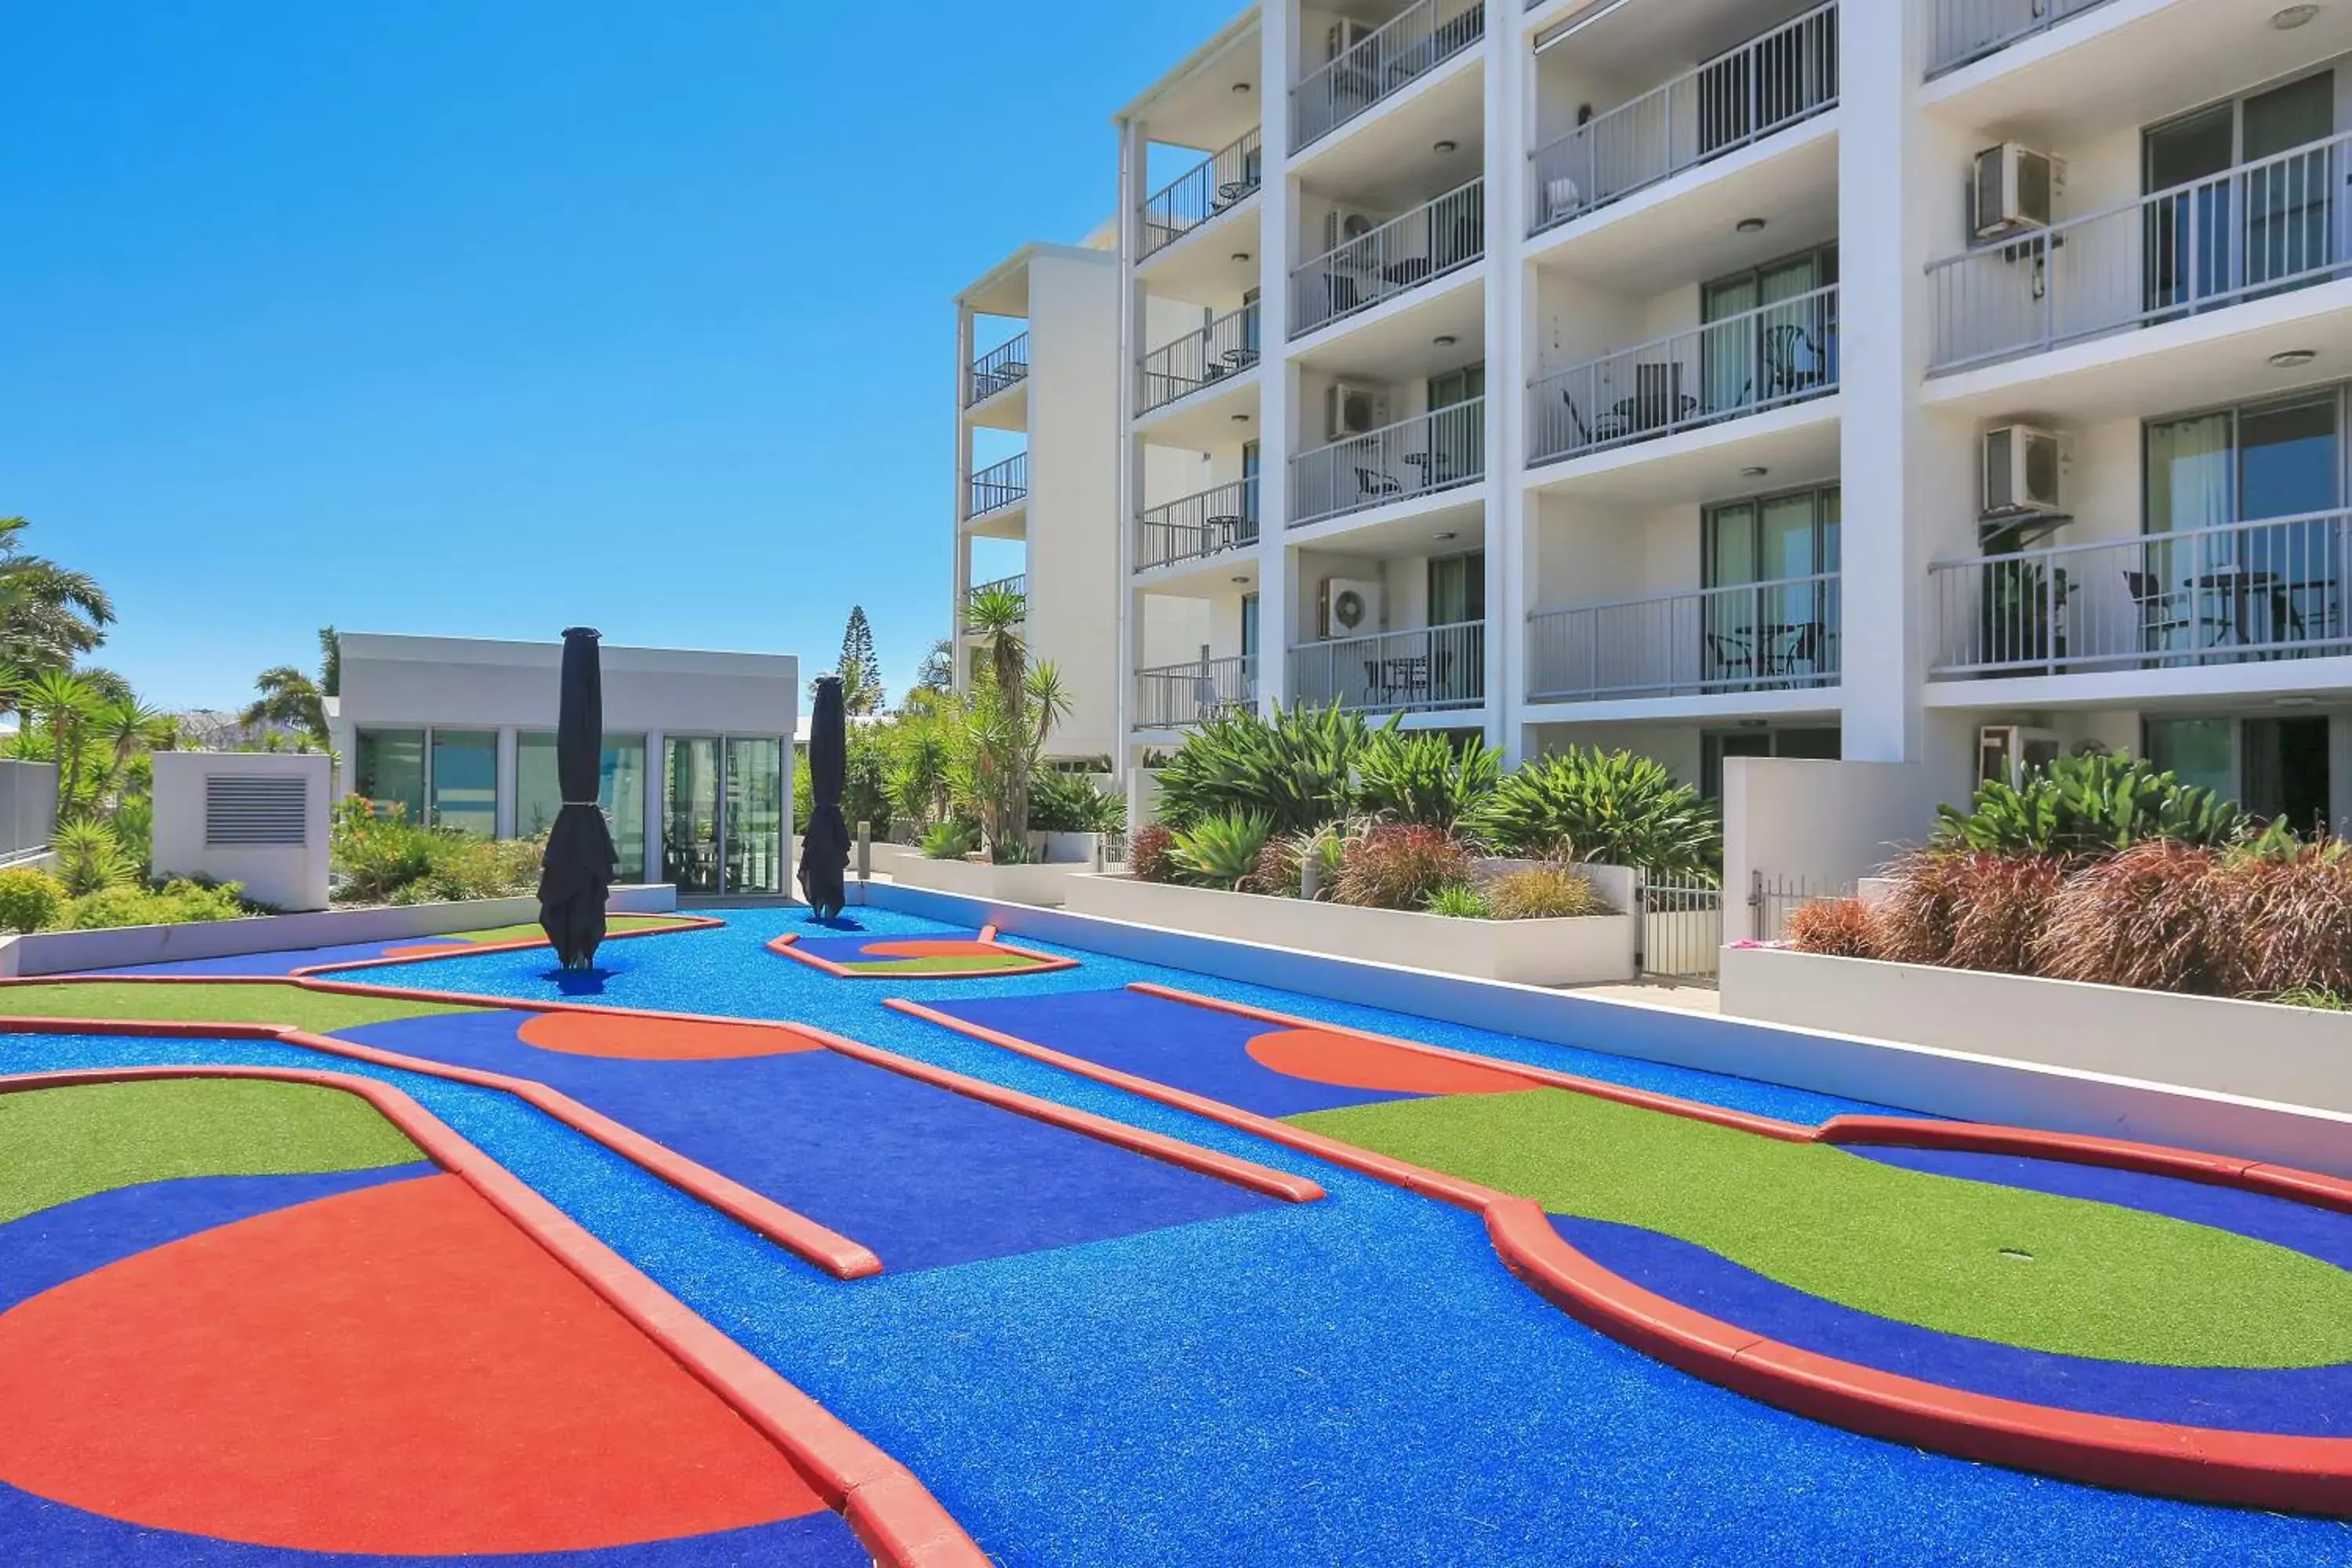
537,628 -> 619,968
797,674 -> 851,920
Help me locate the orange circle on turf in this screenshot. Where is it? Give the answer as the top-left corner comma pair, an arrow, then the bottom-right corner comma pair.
517,1011 -> 818,1061
858,938 -> 1008,960
1245,1029 -> 1538,1096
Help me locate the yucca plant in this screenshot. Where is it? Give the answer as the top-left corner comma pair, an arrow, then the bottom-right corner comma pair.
1356,728 -> 1501,829
1167,810 -> 1276,890
53,818 -> 135,897
920,818 -> 983,861
1931,752 -> 2248,858
1466,747 -> 1719,876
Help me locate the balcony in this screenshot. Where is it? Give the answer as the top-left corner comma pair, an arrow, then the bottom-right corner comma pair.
1526,575 -> 1841,703
1136,655 -> 1258,729
966,453 -> 1028,522
1142,130 -> 1264,260
1290,180 -> 1485,339
1927,0 -> 2112,78
1138,302 -> 1261,416
1292,621 -> 1485,714
1291,397 -> 1484,528
1528,285 -> 1838,466
1294,0 -> 1486,152
1928,132 -> 2352,374
966,333 -> 1029,408
963,575 -> 1027,634
1528,4 -> 1837,239
1927,513 -> 2352,679
1139,478 -> 1261,572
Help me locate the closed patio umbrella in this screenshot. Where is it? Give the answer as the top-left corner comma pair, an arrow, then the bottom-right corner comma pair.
798,673 -> 850,920
537,627 -> 619,968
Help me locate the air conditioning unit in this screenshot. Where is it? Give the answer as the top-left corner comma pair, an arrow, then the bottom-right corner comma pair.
1327,19 -> 1374,61
1978,725 -> 2067,789
1973,143 -> 2064,240
1324,205 -> 1379,252
1319,576 -> 1385,639
1326,382 -> 1389,440
1981,423 -> 2063,517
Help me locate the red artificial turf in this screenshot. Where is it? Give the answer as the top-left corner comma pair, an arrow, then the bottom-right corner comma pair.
1246,1028 -> 1541,1098
517,1010 -> 823,1062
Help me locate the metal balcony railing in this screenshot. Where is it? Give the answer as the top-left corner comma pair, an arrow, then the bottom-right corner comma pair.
962,574 -> 1027,633
1527,575 -> 1842,702
1142,129 -> 1265,260
1294,0 -> 1486,151
967,333 -> 1029,406
966,452 -> 1029,520
1292,621 -> 1486,713
1291,180 -> 1485,337
1135,655 -> 1258,728
1927,0 -> 2113,78
1928,130 -> 2352,372
1927,512 -> 2352,678
1138,478 -> 1261,572
1291,397 -> 1484,527
1528,285 -> 1838,466
1138,301 -> 1262,415
1529,4 -> 1837,238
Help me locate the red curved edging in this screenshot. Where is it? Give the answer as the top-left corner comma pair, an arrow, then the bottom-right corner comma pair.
891,990 -> 2352,1518
287,914 -> 728,978
766,927 -> 1080,980
0,1064 -> 988,1567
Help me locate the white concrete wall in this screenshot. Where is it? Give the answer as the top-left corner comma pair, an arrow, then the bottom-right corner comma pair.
1722,755 -> 1949,924
0,760 -> 58,858
150,751 -> 332,912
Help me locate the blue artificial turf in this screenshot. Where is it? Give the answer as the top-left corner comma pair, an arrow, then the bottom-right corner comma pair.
338,1010 -> 1276,1273
1557,1215 -> 2352,1436
88,939 -> 428,978
789,928 -> 987,964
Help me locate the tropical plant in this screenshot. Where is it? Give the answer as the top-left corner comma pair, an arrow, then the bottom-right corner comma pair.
1356,729 -> 1501,829
889,720 -> 953,829
1247,833 -> 1304,898
24,668 -> 99,817
1487,862 -> 1612,921
242,665 -> 329,744
1168,810 -> 1276,889
960,583 -> 1033,858
912,636 -> 956,695
1786,895 -> 1878,959
1467,748 -> 1719,876
53,818 -> 135,896
2031,838 -> 2229,994
1425,882 -> 1494,920
1334,825 -> 1475,911
920,818 -> 983,860
1932,752 -> 2248,858
1153,703 -> 1377,834
842,724 -> 894,836
2206,837 -> 2352,1002
58,878 -> 249,930
0,516 -> 114,669
0,868 -> 67,932
1127,823 -> 1177,883
1029,770 -> 1123,834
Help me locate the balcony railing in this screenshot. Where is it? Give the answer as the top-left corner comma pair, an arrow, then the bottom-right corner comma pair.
1291,180 -> 1485,338
1292,621 -> 1486,713
1927,513 -> 2352,678
1138,301 -> 1261,416
1135,655 -> 1258,728
1292,397 -> 1484,527
1139,478 -> 1261,572
966,452 -> 1029,520
1294,0 -> 1486,151
963,575 -> 1027,633
1528,285 -> 1837,466
1529,4 -> 1837,238
967,333 -> 1029,406
1142,129 -> 1265,260
1929,130 -> 2352,372
1527,575 -> 1842,702
1928,0 -> 2112,78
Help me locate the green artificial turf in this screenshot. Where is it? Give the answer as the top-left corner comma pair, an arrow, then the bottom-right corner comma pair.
0,1079 -> 423,1224
0,981 -> 478,1033
447,915 -> 685,945
842,954 -> 1045,975
1290,1089 -> 2352,1368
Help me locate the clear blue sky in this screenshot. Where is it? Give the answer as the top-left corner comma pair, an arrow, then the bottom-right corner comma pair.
5,1 -> 1240,710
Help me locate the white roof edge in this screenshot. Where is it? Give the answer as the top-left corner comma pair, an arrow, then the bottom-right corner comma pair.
958,240 -> 1118,305
338,630 -> 797,674
1112,5 -> 1261,127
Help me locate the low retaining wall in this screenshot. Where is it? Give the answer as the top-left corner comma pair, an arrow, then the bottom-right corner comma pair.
873,855 -> 1091,909
0,884 -> 679,977
1721,946 -> 2352,1119
862,882 -> 2352,1179
1061,874 -> 1638,987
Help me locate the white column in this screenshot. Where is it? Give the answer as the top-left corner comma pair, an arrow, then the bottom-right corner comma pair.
1256,4 -> 1297,716
953,305 -> 977,695
1116,115 -> 1150,769
493,726 -> 518,838
1483,20 -> 1523,760
643,731 -> 666,885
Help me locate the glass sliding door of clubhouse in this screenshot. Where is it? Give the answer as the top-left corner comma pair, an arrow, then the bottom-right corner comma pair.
661,735 -> 786,896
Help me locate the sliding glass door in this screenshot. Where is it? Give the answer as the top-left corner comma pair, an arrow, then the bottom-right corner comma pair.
2144,72 -> 2336,316
724,738 -> 785,896
1704,488 -> 1839,685
663,735 -> 784,895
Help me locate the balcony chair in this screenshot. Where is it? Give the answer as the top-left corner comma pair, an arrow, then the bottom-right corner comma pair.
2123,569 -> 2231,654
1761,323 -> 1829,399
1703,631 -> 1755,684
1354,466 -> 1404,503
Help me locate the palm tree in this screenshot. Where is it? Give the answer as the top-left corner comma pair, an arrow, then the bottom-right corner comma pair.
0,517 -> 114,669
24,667 -> 98,818
94,697 -> 172,793
962,583 -> 1030,856
243,666 -> 328,743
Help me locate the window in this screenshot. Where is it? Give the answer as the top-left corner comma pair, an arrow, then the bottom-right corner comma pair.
428,731 -> 499,837
1426,365 -> 1485,483
2143,71 -> 2336,310
517,732 -> 649,874
1701,246 -> 1838,415
2145,717 -> 2238,802
1702,488 -> 1840,686
1240,593 -> 1261,663
2147,715 -> 2335,832
353,730 -> 425,822
1428,550 -> 1486,626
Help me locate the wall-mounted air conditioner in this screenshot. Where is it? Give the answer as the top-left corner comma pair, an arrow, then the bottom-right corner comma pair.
1981,424 -> 2063,517
1973,143 -> 2064,240
1324,206 -> 1379,253
1319,576 -> 1385,639
1978,725 -> 2067,789
1326,383 -> 1389,441
1327,19 -> 1375,61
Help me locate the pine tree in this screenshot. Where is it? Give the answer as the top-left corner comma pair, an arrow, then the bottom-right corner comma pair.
837,605 -> 884,714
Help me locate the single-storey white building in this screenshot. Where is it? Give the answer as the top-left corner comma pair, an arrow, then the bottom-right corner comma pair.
328,633 -> 797,896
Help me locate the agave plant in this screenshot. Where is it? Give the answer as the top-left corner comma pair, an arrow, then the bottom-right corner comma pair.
1153,702 -> 1377,835
1931,752 -> 2248,858
1465,747 -> 1719,877
53,818 -> 136,897
1167,810 -> 1276,890
1355,728 -> 1501,829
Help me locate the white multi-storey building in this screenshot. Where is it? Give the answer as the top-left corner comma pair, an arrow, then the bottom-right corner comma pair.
975,0 -> 2352,831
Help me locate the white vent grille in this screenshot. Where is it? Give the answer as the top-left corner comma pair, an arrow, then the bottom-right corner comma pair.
205,776 -> 309,847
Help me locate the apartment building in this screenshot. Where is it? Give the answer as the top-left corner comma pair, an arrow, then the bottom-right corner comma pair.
968,0 -> 2352,833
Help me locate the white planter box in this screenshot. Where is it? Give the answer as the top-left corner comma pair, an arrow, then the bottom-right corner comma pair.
1062,874 -> 1637,987
876,855 -> 1088,909
1026,831 -> 1108,866
1722,946 -> 2352,1118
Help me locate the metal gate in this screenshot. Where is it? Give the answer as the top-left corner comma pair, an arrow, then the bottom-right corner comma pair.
1639,877 -> 1725,982
1747,871 -> 1855,942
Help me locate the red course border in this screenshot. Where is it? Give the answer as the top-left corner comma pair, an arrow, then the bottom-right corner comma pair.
767,924 -> 1080,980
0,1064 -> 986,1568
887,984 -> 2352,1518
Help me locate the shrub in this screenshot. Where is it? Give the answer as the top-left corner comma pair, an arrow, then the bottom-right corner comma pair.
842,729 -> 895,838
332,798 -> 437,903
1356,730 -> 1501,829
53,820 -> 136,897
1932,752 -> 2248,858
1335,825 -> 1474,911
1944,853 -> 2067,976
58,878 -> 249,931
1127,824 -> 1177,884
1467,749 -> 1719,875
1425,882 -> 1494,920
1867,851 -> 1970,968
2208,839 -> 2352,1001
0,868 -> 67,933
1169,811 -> 1276,890
1152,704 -> 1376,834
1786,896 -> 1878,959
2034,839 -> 2227,994
1487,863 -> 1611,921
1246,833 -> 1304,898
921,819 -> 982,860
1029,771 -> 1125,834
